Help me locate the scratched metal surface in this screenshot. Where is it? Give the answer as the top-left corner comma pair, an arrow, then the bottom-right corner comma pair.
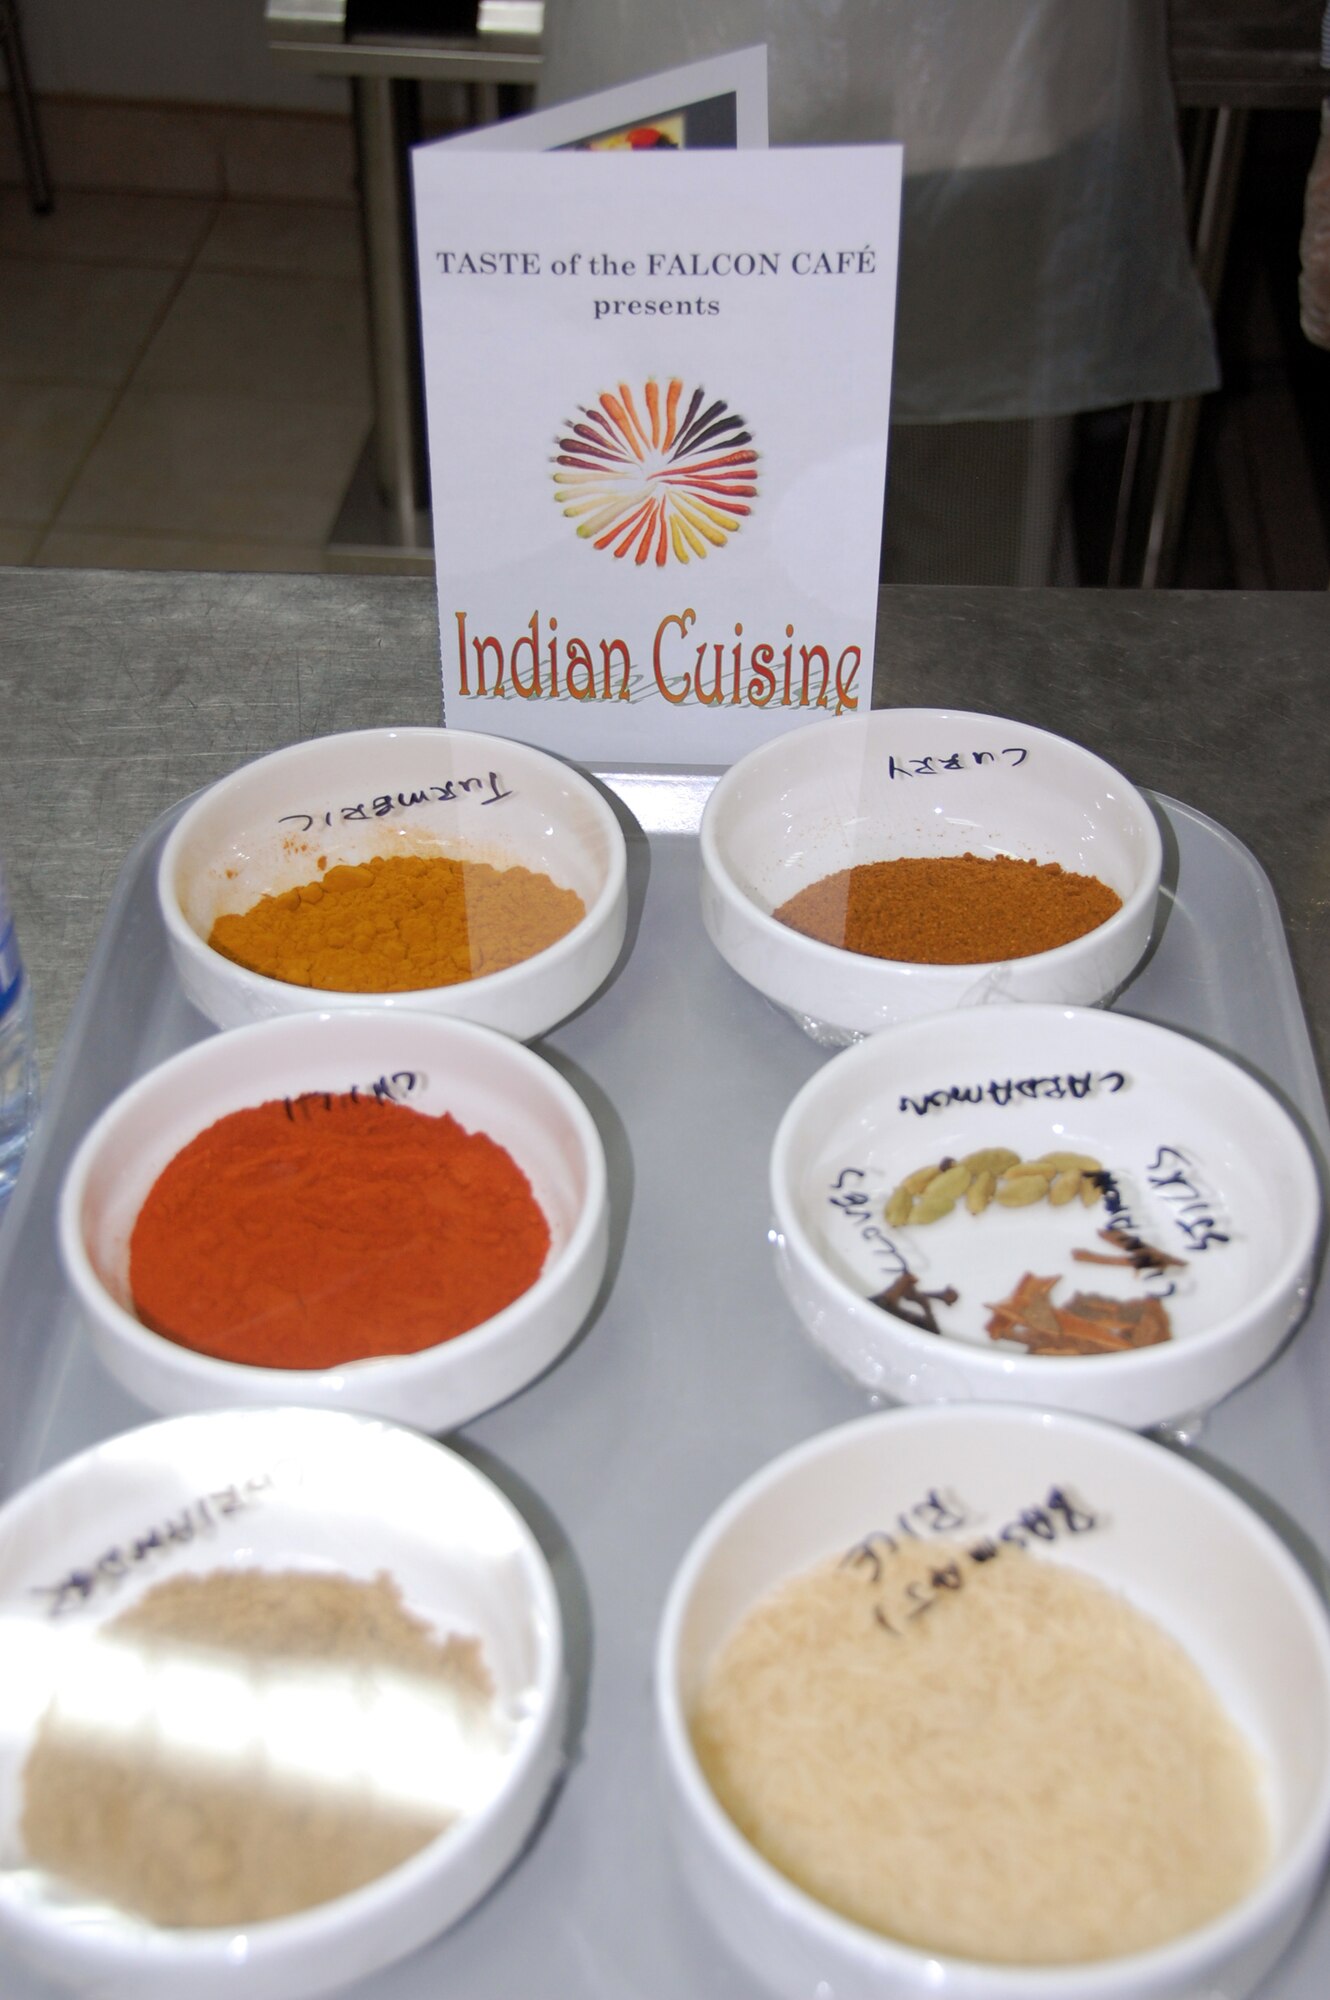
2,573 -> 1328,1090
0,778 -> 1326,1999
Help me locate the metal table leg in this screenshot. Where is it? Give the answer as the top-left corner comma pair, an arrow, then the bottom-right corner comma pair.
353,73 -> 429,549
1109,103 -> 1250,587
1140,104 -> 1250,586
0,0 -> 53,216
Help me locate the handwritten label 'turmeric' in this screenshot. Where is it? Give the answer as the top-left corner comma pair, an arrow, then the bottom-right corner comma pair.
899,1070 -> 1127,1117
278,768 -> 514,835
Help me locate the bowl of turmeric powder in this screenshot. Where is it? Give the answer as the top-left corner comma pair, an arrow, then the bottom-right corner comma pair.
768,1003 -> 1322,1432
158,726 -> 628,1040
58,1008 -> 609,1429
700,708 -> 1163,1045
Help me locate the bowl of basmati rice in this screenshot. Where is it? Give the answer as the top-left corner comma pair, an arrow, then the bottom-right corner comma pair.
657,1404 -> 1330,2000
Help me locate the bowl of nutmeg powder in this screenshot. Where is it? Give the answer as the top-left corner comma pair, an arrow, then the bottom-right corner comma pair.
0,1406 -> 564,2000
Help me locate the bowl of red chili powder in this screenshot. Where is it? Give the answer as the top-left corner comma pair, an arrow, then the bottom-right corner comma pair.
158,726 -> 628,1041
700,708 -> 1162,1045
58,1009 -> 608,1428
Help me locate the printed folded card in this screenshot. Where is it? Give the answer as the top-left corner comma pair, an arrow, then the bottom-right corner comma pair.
413,144 -> 903,763
439,44 -> 770,155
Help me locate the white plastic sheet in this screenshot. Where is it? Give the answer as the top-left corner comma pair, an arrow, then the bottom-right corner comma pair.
1298,8 -> 1330,350
537,0 -> 1218,421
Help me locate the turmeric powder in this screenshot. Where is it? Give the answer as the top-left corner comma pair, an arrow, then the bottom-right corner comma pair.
773,854 -> 1121,965
208,852 -> 585,992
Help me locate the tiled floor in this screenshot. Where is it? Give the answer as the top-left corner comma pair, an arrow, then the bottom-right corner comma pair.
0,187 -> 372,573
2,113 -> 1325,589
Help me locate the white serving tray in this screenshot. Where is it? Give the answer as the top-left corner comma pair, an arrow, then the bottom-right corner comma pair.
0,779 -> 1325,2000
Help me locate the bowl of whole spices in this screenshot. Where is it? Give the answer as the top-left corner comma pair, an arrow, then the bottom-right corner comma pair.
58,1008 -> 608,1428
0,1405 -> 565,2000
699,707 -> 1162,1045
657,1403 -> 1330,2000
158,725 -> 628,1040
768,1002 -> 1321,1431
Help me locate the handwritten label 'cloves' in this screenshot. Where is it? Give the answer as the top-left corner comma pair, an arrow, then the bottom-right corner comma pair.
827,1166 -> 907,1282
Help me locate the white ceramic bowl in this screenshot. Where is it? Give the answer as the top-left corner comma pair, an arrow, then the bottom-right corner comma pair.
158,727 -> 628,1040
769,1004 -> 1322,1431
58,1010 -> 608,1429
658,1403 -> 1330,2000
700,708 -> 1162,1045
0,1405 -> 564,2000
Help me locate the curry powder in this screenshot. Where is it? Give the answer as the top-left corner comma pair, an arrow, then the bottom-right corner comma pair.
773,854 -> 1122,965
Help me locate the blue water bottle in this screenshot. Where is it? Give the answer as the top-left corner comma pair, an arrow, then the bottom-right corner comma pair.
0,860 -> 38,1211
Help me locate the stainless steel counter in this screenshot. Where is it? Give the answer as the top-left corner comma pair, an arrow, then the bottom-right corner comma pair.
1,566 -> 1330,2000
1,569 -> 1327,1086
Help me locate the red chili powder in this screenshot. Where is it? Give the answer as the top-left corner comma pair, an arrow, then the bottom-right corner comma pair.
128,1093 -> 551,1369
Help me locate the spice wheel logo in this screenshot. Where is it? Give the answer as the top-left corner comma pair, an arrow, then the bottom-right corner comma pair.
552,378 -> 758,567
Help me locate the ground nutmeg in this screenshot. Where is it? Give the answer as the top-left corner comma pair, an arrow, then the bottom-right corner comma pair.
773,853 -> 1122,965
23,1568 -> 499,1927
128,1091 -> 551,1368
